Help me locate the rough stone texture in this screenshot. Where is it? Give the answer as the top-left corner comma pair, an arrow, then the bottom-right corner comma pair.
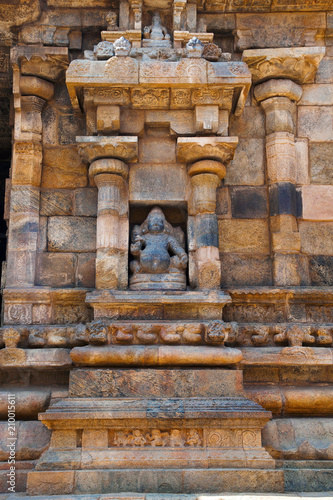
74,188 -> 97,216
230,186 -> 268,219
299,222 -> 333,255
48,217 -> 96,252
42,146 -> 88,188
221,254 -> 273,286
40,189 -> 72,216
219,219 -> 270,253
224,138 -> 265,186
309,142 -> 333,184
298,106 -> 333,142
36,252 -> 76,287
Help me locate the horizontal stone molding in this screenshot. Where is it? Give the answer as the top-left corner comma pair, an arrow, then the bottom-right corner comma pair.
177,137 -> 238,164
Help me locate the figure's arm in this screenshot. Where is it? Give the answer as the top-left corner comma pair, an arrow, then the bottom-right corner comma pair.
168,237 -> 188,267
130,237 -> 143,256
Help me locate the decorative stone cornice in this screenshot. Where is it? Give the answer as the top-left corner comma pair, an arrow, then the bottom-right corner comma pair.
254,79 -> 302,103
242,46 -> 325,84
76,136 -> 139,164
11,46 -> 69,82
177,137 -> 238,164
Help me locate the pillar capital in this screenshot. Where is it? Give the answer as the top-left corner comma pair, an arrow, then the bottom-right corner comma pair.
76,136 -> 138,164
89,158 -> 129,182
242,46 -> 325,85
177,137 -> 238,164
254,79 -> 302,104
188,159 -> 226,180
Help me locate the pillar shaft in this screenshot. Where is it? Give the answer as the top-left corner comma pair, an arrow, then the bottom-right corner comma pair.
90,160 -> 129,290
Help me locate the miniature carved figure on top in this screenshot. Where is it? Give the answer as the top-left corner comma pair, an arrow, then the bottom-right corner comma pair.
113,36 -> 132,57
187,37 -> 204,58
130,207 -> 188,290
143,12 -> 171,48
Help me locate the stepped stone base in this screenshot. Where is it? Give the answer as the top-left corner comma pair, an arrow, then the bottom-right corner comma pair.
27,469 -> 284,495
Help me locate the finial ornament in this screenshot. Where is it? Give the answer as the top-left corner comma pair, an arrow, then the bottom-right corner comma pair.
186,37 -> 204,58
113,36 -> 131,57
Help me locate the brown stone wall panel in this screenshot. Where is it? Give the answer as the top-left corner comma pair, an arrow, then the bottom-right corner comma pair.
74,188 -> 97,216
301,186 -> 333,221
129,164 -> 187,203
36,252 -> 76,287
299,84 -> 333,106
221,253 -> 272,286
10,186 -> 40,214
295,138 -> 309,185
224,138 -> 265,186
298,106 -> 333,142
219,219 -> 270,253
42,147 -> 88,189
42,104 -> 58,146
58,111 -> 85,145
76,253 -> 96,288
316,57 -> 333,84
272,0 -> 333,10
229,106 -> 265,139
139,137 -> 177,164
309,142 -> 333,185
309,256 -> 333,285
27,471 -> 74,496
47,217 -> 96,252
37,216 -> 47,252
227,0 -> 271,12
299,222 -> 333,256
40,189 -> 72,216
236,12 -> 326,29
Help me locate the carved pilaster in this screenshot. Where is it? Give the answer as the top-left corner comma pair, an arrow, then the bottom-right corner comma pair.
177,138 -> 238,290
243,47 -> 325,286
77,137 -> 138,290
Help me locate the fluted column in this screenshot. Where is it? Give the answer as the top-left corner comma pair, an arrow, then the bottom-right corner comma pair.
255,79 -> 304,286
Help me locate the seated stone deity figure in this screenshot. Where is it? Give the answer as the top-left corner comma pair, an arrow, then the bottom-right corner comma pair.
143,12 -> 171,48
130,207 -> 188,290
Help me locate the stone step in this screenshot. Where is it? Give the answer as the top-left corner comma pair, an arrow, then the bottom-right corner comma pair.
26,469 -> 285,495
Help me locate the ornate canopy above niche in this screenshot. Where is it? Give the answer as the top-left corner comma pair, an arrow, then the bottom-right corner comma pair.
66,53 -> 251,120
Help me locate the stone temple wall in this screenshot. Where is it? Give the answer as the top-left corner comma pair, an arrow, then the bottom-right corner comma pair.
0,0 -> 332,495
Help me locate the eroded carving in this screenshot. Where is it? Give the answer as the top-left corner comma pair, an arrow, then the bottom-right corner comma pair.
130,207 -> 188,291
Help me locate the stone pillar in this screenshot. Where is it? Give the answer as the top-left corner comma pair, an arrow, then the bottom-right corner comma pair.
189,160 -> 226,290
90,159 -> 129,290
177,137 -> 238,290
7,74 -> 54,287
255,79 -> 305,286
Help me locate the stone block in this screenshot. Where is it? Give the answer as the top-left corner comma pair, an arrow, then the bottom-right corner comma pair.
27,471 -> 74,495
299,84 -> 333,106
120,108 -> 145,135
40,189 -> 72,216
273,253 -> 310,286
295,138 -> 309,185
69,368 -> 243,398
37,216 -> 47,252
96,105 -> 120,133
129,164 -> 187,204
220,254 -> 272,286
139,137 -> 176,164
58,111 -> 84,145
195,214 -> 219,248
310,142 -> 333,185
300,221 -> 333,255
284,468 -> 333,492
48,217 -> 96,252
224,138 -> 265,186
10,186 -> 39,214
230,186 -> 268,219
266,132 -> 297,184
316,57 -> 333,83
6,250 -> 36,288
74,188 -> 97,216
269,182 -> 297,218
219,219 -> 270,253
36,252 -> 76,287
216,187 -> 231,217
309,256 -> 333,286
42,146 -> 88,189
301,185 -> 333,221
76,253 -> 95,288
229,106 -> 265,139
12,142 -> 42,187
42,104 -> 58,146
298,106 -> 333,142
82,429 -> 108,449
